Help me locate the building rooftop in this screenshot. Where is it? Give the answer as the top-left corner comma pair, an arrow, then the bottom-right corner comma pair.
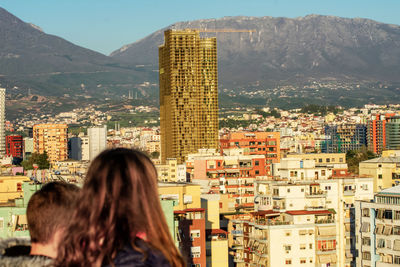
362,156 -> 400,164
378,185 -> 400,196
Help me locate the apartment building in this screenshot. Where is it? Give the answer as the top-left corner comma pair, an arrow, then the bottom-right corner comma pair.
186,149 -> 269,211
33,123 -> 68,163
322,124 -> 367,153
359,155 -> 400,192
252,175 -> 373,267
230,209 -> 336,267
156,158 -> 187,182
355,185 -> 400,266
220,132 -> 280,163
285,153 -> 346,167
6,135 -> 23,158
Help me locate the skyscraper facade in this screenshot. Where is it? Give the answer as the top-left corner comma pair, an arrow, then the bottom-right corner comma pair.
0,88 -> 5,155
159,29 -> 219,164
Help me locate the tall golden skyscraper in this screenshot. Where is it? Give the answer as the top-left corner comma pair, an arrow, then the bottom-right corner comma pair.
159,29 -> 219,164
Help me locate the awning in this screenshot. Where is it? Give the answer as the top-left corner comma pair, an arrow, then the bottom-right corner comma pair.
17,214 -> 27,225
318,226 -> 336,236
318,255 -> 332,264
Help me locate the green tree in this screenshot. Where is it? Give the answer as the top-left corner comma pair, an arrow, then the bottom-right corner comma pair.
21,152 -> 50,170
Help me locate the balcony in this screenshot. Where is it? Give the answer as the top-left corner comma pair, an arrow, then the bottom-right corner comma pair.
306,191 -> 327,198
315,219 -> 335,224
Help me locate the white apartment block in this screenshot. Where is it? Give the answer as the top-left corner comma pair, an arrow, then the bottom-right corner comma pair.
253,175 -> 373,267
81,136 -> 90,161
87,125 -> 107,160
355,186 -> 400,266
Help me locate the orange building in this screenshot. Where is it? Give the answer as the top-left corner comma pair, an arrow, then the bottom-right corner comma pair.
367,113 -> 395,155
33,124 -> 68,163
220,132 -> 280,163
175,208 -> 206,267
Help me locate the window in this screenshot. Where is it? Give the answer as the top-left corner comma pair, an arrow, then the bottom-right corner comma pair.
362,252 -> 371,260
309,243 -> 313,249
284,245 -> 291,251
395,210 -> 400,220
300,244 -> 306,250
191,246 -> 201,258
326,158 -> 330,163
255,161 -> 259,166
321,170 -> 326,176
379,174 -> 383,179
285,259 -> 292,264
255,170 -> 259,175
287,188 -> 291,193
362,208 -> 370,217
190,230 -> 200,240
362,237 -> 371,246
339,158 -> 343,162
300,259 -> 306,264
318,159 -> 322,163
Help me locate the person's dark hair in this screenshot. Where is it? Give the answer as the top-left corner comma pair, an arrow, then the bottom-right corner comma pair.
55,148 -> 184,267
27,181 -> 80,244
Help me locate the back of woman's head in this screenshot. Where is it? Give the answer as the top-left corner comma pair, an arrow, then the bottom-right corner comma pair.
55,148 -> 184,267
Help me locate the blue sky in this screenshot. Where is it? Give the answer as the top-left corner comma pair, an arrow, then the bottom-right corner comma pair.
1,0 -> 399,55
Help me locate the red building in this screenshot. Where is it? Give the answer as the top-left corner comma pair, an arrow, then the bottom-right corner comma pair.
174,208 -> 206,267
6,135 -> 23,158
220,132 -> 280,163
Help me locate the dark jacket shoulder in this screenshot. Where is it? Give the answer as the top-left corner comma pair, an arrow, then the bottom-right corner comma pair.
0,238 -> 52,267
102,239 -> 171,267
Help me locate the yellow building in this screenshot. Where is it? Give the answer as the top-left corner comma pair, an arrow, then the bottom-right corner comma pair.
159,29 -> 219,164
359,156 -> 400,192
33,124 -> 68,163
0,176 -> 30,203
158,182 -> 201,211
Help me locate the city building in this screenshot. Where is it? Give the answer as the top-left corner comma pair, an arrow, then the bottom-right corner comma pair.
5,135 -> 23,158
322,124 -> 367,153
23,137 -> 33,160
0,180 -> 39,239
367,114 -> 395,155
159,29 -> 218,164
355,185 -> 400,266
186,149 -> 270,211
252,174 -> 373,267
285,153 -> 346,167
81,136 -> 90,161
158,183 -> 206,266
88,125 -> 107,160
359,155 -> 400,192
220,132 -> 280,163
68,137 -> 82,160
386,116 -> 400,150
156,158 -> 187,183
33,123 -> 68,163
0,88 -> 5,155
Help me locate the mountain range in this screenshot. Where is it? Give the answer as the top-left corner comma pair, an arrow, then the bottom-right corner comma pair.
1,7 -> 400,115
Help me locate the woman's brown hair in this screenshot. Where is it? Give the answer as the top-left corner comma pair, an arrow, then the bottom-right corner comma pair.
55,148 -> 184,267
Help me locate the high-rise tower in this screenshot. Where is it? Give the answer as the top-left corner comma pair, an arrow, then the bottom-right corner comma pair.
0,88 -> 5,155
159,29 -> 219,164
